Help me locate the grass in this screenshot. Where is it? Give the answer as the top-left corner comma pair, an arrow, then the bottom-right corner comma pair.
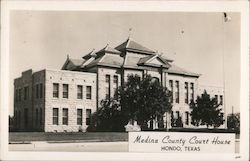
9,132 -> 128,142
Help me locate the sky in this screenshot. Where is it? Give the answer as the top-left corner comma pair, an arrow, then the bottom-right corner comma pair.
9,11 -> 240,116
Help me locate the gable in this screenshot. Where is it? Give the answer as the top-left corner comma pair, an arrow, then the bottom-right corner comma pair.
148,57 -> 166,65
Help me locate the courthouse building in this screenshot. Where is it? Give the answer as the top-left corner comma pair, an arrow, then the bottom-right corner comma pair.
13,38 -> 225,132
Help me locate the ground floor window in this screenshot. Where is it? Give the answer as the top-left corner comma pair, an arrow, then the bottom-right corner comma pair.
62,108 -> 68,125
77,109 -> 83,125
52,108 -> 59,125
86,109 -> 91,125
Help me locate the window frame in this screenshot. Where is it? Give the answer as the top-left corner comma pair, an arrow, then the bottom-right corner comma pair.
53,83 -> 59,98
77,109 -> 83,125
86,86 -> 92,100
62,84 -> 69,98
62,108 -> 69,125
52,108 -> 59,125
77,85 -> 83,99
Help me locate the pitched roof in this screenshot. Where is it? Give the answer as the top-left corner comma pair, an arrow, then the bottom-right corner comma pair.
86,53 -> 124,68
61,58 -> 86,70
96,45 -> 121,55
168,64 -> 200,77
82,49 -> 97,59
115,38 -> 155,54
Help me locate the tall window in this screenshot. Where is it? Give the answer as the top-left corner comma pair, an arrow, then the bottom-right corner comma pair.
77,85 -> 83,99
24,86 -> 29,100
169,80 -> 173,103
220,95 -> 223,105
40,108 -> 43,126
53,83 -> 59,98
185,82 -> 189,104
52,108 -> 59,125
24,108 -> 28,128
62,108 -> 68,125
175,81 -> 179,103
36,84 -> 39,99
190,83 -> 194,102
86,86 -> 92,99
35,109 -> 39,125
77,109 -> 83,125
105,74 -> 111,99
63,84 -> 69,98
39,83 -> 43,98
18,89 -> 22,101
113,75 -> 118,96
15,89 -> 18,102
86,109 -> 92,125
176,111 -> 180,119
215,95 -> 218,104
185,111 -> 189,125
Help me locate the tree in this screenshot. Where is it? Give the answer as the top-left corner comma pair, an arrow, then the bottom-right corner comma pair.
118,74 -> 172,130
227,113 -> 240,131
87,98 -> 127,132
190,90 -> 224,128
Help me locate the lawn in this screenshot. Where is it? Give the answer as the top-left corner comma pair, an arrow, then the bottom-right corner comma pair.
9,132 -> 128,142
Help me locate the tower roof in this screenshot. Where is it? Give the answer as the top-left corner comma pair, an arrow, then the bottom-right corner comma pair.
115,38 -> 155,54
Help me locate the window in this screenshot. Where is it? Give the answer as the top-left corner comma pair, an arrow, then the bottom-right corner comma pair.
86,109 -> 92,125
86,86 -> 92,99
35,109 -> 39,125
220,95 -> 223,105
24,86 -> 29,100
40,108 -> 43,125
175,81 -> 179,103
169,80 -> 173,103
105,87 -> 110,99
77,85 -> 83,99
52,108 -> 59,125
53,83 -> 59,98
63,84 -> 69,98
185,112 -> 189,125
24,108 -> 28,128
185,82 -> 188,104
62,108 -> 68,125
215,95 -> 218,104
105,74 -> 111,99
77,109 -> 83,125
36,84 -> 39,99
15,89 -> 18,102
113,75 -> 118,85
18,89 -> 22,101
39,83 -> 43,98
176,111 -> 180,119
105,75 -> 110,83
113,75 -> 118,95
190,83 -> 194,102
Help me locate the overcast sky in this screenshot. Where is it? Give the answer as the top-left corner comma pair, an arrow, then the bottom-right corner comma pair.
9,11 -> 240,115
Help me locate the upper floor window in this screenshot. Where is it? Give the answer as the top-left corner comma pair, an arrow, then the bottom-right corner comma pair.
18,89 -> 22,101
53,83 -> 59,98
169,80 -> 173,103
220,95 -> 223,105
113,75 -> 118,88
215,95 -> 218,104
105,75 -> 110,84
86,86 -> 92,99
175,81 -> 179,103
63,84 -> 69,98
39,83 -> 43,98
190,83 -> 194,102
77,85 -> 83,99
184,82 -> 188,104
36,84 -> 39,99
24,86 -> 29,100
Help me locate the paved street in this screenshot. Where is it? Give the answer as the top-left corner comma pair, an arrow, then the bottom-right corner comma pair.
9,141 -> 129,152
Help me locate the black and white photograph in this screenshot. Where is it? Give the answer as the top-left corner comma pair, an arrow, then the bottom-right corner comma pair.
1,1 -> 249,161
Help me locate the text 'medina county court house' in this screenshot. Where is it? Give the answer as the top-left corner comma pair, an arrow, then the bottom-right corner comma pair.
13,38 -> 225,132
